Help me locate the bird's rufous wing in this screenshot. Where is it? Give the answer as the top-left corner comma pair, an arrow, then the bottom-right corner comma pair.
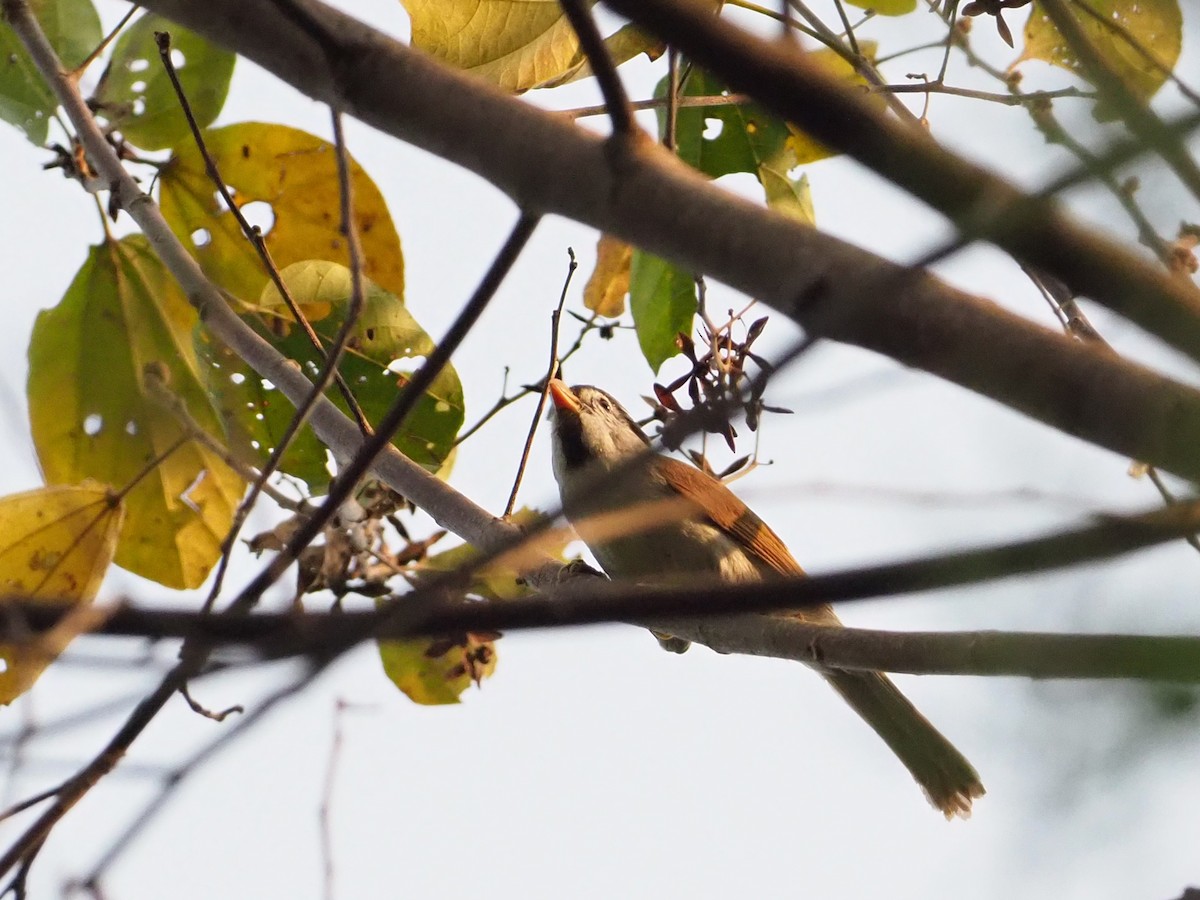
653,456 -> 805,576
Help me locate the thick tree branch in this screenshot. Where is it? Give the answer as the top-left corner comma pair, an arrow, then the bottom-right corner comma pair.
132,0 -> 1200,487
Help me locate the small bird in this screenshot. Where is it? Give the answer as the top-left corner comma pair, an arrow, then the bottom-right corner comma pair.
547,379 -> 984,817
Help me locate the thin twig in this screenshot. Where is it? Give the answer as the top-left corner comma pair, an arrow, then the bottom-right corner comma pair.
0,787 -> 59,827
78,663 -> 323,886
72,5 -> 137,78
567,92 -> 752,119
152,30 -> 370,617
504,247 -> 578,516
559,0 -> 636,135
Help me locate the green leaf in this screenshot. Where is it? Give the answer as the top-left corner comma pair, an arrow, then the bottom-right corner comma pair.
842,0 -> 916,14
94,12 -> 235,151
0,0 -> 102,144
27,237 -> 246,589
0,484 -> 123,704
199,260 -> 463,492
160,122 -> 404,306
660,68 -> 816,224
1017,0 -> 1182,117
629,251 -> 696,373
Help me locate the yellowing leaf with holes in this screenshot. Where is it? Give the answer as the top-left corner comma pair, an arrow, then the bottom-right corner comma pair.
662,68 -> 815,224
1016,0 -> 1181,117
0,0 -> 102,144
159,122 -> 403,306
584,235 -> 632,318
0,484 -> 123,704
197,260 -> 463,492
94,12 -> 235,151
27,237 -> 246,589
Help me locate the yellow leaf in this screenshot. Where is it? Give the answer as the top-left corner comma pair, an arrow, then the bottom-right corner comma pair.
1016,0 -> 1181,114
583,235 -> 632,318
160,122 -> 404,306
378,631 -> 498,705
785,43 -> 881,165
0,483 -> 124,704
401,0 -> 578,92
27,237 -> 246,588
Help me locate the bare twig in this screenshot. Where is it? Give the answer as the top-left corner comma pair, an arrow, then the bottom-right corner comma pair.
559,0 -> 636,135
72,5 -> 137,77
503,247 -> 577,517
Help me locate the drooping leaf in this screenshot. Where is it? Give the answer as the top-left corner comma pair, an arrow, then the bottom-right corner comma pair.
198,260 -> 463,492
400,0 -> 663,91
0,483 -> 123,704
27,237 -> 246,589
842,0 -> 917,15
661,67 -> 816,223
159,122 -> 404,305
401,0 -> 581,92
0,0 -> 102,144
1016,0 -> 1181,117
94,12 -> 235,151
584,234 -> 632,318
629,251 -> 696,373
377,509 -> 569,704
378,630 -> 498,705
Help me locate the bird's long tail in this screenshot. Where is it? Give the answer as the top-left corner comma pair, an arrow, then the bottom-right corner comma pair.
822,668 -> 984,818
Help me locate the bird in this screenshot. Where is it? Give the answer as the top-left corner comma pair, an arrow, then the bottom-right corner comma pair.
546,378 -> 984,818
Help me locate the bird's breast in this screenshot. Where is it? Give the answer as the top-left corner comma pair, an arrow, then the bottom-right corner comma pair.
587,517 -> 766,586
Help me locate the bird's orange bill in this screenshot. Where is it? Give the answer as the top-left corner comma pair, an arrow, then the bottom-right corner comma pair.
547,379 -> 581,413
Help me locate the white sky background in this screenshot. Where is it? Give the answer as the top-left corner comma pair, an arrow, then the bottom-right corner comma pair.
2,1 -> 1200,897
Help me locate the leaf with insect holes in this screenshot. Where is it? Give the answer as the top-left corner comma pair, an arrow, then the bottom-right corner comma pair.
584,234 -> 632,318
1015,0 -> 1181,120
27,237 -> 245,589
0,0 -> 102,144
0,484 -> 124,704
197,260 -> 463,492
400,0 -> 663,92
659,68 -> 816,224
377,508 -> 571,704
160,122 -> 404,305
629,252 -> 697,373
94,12 -> 235,152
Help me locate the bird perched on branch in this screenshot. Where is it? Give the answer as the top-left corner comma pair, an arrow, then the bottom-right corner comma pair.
546,379 -> 984,817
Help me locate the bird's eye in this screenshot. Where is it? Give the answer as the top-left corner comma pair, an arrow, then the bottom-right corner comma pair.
598,397 -> 611,411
